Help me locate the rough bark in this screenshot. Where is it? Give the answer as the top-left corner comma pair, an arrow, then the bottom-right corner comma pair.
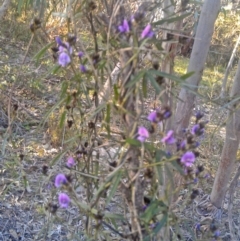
0,0 -> 11,20
173,0 -> 220,138
210,60 -> 240,208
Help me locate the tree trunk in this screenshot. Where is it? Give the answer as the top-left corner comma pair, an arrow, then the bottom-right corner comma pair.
0,0 -> 11,20
173,0 -> 220,138
210,60 -> 240,208
220,33 -> 240,99
161,0 -> 175,132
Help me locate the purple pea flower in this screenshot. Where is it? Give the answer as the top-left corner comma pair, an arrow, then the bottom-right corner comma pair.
161,130 -> 176,145
141,24 -> 154,39
55,36 -> 63,46
191,124 -> 204,136
193,178 -> 198,184
204,173 -> 210,179
196,111 -> 204,121
148,111 -> 157,122
58,52 -> 71,67
55,174 -> 68,188
177,139 -> 186,151
59,43 -> 73,55
78,51 -> 84,58
163,110 -> 171,119
195,223 -> 201,231
55,37 -> 73,67
137,126 -> 149,142
66,156 -> 75,168
80,64 -> 87,73
118,19 -> 130,33
213,230 -> 220,238
58,193 -> 70,208
180,151 -> 195,167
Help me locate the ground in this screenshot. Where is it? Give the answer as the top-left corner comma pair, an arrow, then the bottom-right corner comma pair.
0,17 -> 240,241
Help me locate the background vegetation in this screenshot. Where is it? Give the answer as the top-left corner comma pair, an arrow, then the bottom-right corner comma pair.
0,0 -> 240,240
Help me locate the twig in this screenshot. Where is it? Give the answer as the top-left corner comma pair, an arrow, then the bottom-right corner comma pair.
102,220 -> 127,238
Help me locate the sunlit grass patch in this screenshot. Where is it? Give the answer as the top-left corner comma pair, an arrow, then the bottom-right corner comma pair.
174,56 -> 237,98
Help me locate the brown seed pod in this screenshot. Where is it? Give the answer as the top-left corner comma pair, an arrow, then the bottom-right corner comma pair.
67,120 -> 73,128
42,165 -> 48,175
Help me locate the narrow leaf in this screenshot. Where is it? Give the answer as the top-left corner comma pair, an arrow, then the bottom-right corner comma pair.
180,71 -> 195,80
153,12 -> 191,26
105,104 -> 111,136
106,170 -> 122,205
33,42 -> 54,63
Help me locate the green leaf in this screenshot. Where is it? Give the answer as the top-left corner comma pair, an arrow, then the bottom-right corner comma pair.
113,84 -> 119,101
152,12 -> 192,26
17,0 -> 24,13
148,69 -> 184,83
155,150 -> 166,185
90,103 -> 106,118
39,98 -> 66,128
106,170 -> 122,205
51,65 -> 61,74
104,212 -> 124,220
142,74 -> 148,98
180,71 -> 195,80
146,72 -> 161,95
105,104 -> 111,136
33,42 -> 54,64
140,200 -> 167,223
75,170 -> 99,179
50,151 -> 67,167
61,81 -> 69,98
59,110 -> 66,128
152,214 -> 168,235
125,138 -> 141,146
171,160 -> 185,175
126,70 -> 145,88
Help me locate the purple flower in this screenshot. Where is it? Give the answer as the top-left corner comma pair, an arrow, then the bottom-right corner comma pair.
55,37 -> 73,67
55,36 -> 63,46
180,151 -> 195,167
191,124 -> 204,136
55,174 -> 68,188
58,193 -> 70,208
161,130 -> 176,145
118,19 -> 130,33
59,43 -> 73,55
204,173 -> 210,179
80,64 -> 87,73
163,111 -> 171,119
58,52 -> 71,67
142,205 -> 148,211
213,230 -> 220,238
196,111 -> 204,120
148,111 -> 157,122
66,156 -> 75,168
193,178 -> 198,184
195,223 -> 201,231
141,24 -> 154,39
78,51 -> 84,58
137,126 -> 149,142
177,140 -> 186,151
